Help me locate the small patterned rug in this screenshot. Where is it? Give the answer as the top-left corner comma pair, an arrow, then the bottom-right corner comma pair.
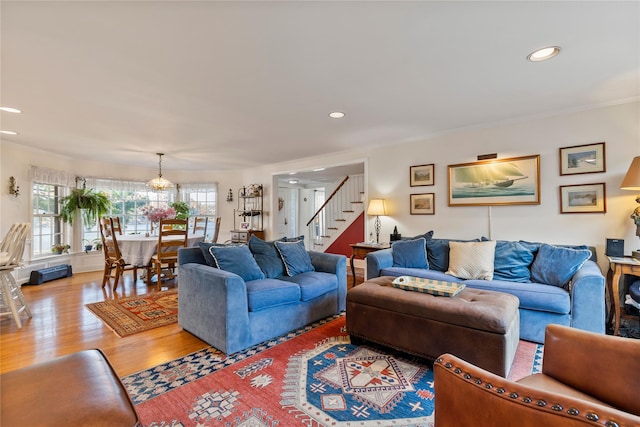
124,315 -> 542,426
86,290 -> 178,337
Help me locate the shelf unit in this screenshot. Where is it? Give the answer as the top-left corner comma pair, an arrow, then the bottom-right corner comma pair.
231,184 -> 264,243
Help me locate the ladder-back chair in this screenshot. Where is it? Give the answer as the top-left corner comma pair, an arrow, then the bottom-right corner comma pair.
192,216 -> 208,236
147,218 -> 188,286
211,217 -> 222,243
0,223 -> 32,329
99,217 -> 137,291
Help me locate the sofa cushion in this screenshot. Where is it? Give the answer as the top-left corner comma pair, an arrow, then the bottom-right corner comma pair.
392,237 -> 428,268
493,240 -> 535,282
446,240 -> 496,280
426,238 -> 482,272
198,242 -> 226,267
274,240 -> 315,276
248,235 -> 285,278
208,244 -> 265,282
465,278 -> 571,314
530,243 -> 592,288
278,271 -> 338,301
245,278 -> 301,311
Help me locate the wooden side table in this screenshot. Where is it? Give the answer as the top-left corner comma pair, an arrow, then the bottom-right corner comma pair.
349,243 -> 391,286
607,256 -> 640,336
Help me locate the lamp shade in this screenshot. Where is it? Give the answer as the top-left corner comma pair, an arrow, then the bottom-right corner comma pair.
621,156 -> 640,190
367,199 -> 387,216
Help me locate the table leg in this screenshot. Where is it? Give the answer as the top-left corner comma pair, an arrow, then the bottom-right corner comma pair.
350,255 -> 356,287
610,265 -> 622,336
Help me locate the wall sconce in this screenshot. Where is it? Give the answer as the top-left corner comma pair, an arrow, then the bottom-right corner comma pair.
9,176 -> 20,197
226,188 -> 234,203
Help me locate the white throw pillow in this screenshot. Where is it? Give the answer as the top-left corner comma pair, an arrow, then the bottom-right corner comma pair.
446,240 -> 497,280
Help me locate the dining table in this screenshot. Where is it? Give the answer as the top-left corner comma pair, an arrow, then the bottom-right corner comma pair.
115,233 -> 205,267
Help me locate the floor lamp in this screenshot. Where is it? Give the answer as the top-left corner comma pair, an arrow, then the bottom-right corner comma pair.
621,156 -> 640,259
367,199 -> 386,244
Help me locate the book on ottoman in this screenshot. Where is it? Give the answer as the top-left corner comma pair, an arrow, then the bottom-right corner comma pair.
392,276 -> 465,297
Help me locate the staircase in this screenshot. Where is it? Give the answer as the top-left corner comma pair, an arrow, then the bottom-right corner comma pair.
306,174 -> 364,251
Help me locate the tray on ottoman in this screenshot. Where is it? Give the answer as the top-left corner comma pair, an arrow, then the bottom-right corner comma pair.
392,276 -> 465,297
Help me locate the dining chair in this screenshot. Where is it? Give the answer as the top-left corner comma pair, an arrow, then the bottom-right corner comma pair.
0,223 -> 32,329
211,217 -> 222,243
110,216 -> 123,235
192,216 -> 208,236
99,217 -> 137,291
147,218 -> 188,286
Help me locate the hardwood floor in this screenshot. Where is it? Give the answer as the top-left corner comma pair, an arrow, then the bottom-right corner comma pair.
1,267 -> 364,377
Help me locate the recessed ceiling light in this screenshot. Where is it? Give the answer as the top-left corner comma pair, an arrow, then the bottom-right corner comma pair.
0,130 -> 18,135
313,168 -> 325,172
329,112 -> 345,119
288,180 -> 299,184
289,172 -> 297,175
527,46 -> 560,62
0,107 -> 22,113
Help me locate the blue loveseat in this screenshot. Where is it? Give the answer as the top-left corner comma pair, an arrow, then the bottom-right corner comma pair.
366,236 -> 605,344
177,238 -> 347,354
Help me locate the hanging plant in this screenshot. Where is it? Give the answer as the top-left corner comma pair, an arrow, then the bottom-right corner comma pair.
59,188 -> 112,225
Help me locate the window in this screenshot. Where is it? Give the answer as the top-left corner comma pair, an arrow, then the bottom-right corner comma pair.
32,183 -> 66,256
179,183 -> 218,216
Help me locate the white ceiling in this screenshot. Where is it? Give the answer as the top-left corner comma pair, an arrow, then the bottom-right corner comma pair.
1,1 -> 638,172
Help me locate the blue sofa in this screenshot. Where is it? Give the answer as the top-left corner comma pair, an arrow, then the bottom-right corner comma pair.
177,242 -> 347,354
366,237 -> 605,344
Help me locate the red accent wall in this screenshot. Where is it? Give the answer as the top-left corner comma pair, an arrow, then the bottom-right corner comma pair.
325,213 -> 364,258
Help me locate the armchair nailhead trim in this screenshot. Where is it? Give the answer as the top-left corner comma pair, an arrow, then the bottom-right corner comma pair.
436,358 -> 616,427
586,413 -> 599,422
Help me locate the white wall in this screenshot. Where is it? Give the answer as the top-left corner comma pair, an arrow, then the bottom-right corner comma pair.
2,101 -> 639,274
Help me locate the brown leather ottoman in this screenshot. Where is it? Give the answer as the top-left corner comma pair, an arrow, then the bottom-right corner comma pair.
0,349 -> 140,427
346,276 -> 520,377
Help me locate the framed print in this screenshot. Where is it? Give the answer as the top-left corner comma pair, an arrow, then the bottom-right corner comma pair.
559,142 -> 606,175
410,164 -> 434,186
410,193 -> 435,215
560,183 -> 606,214
240,221 -> 250,230
448,154 -> 540,206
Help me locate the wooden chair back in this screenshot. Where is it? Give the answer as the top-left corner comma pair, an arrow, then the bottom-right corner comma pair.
192,217 -> 208,236
110,216 -> 123,235
99,217 -> 122,264
0,223 -> 30,268
211,217 -> 222,243
156,218 -> 188,263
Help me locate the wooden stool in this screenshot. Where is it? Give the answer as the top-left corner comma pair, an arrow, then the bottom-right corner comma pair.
0,349 -> 140,426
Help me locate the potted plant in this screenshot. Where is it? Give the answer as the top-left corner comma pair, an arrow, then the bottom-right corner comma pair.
170,201 -> 190,220
92,238 -> 103,251
51,244 -> 70,254
82,239 -> 93,253
59,188 -> 111,225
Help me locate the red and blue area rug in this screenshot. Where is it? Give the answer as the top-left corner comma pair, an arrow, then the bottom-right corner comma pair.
123,315 -> 542,427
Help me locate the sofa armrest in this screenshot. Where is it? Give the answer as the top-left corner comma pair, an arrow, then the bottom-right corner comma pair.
542,324 -> 640,416
309,251 -> 347,311
434,353 -> 640,426
178,263 -> 250,354
569,260 -> 605,334
365,248 -> 393,279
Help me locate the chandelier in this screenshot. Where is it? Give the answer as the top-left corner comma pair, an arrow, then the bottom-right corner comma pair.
147,153 -> 174,191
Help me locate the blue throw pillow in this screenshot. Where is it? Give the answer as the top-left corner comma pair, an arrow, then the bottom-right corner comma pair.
274,240 -> 315,276
199,242 -> 227,267
493,241 -> 534,282
530,243 -> 591,288
248,235 -> 285,278
426,238 -> 481,272
404,230 -> 434,241
392,238 -> 428,269
208,245 -> 265,282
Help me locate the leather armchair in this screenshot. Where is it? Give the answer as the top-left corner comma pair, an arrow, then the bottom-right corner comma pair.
434,324 -> 640,426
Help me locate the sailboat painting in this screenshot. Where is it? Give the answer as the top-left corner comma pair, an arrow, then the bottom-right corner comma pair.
448,155 -> 540,206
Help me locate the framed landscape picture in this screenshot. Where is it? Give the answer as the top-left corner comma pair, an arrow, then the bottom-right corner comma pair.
410,164 -> 434,186
448,155 -> 540,206
560,183 -> 606,214
410,193 -> 435,215
559,142 -> 606,175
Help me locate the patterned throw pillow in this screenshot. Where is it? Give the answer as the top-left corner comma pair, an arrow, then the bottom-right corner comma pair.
446,240 -> 497,280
